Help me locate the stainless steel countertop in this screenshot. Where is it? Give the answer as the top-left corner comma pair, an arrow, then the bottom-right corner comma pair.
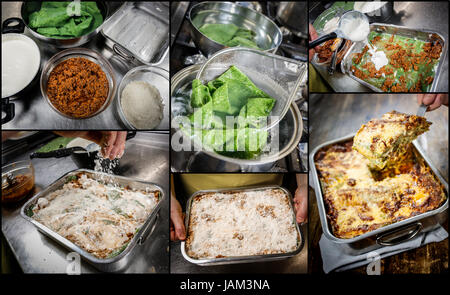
309,94 -> 449,181
170,223 -> 308,274
1,132 -> 170,273
312,2 -> 449,92
2,2 -> 169,129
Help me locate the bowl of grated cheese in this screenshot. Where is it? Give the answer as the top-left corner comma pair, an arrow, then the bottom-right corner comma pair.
117,66 -> 169,130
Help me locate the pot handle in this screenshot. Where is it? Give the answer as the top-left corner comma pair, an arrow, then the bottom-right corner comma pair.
309,32 -> 338,48
2,17 -> 25,34
1,98 -> 15,125
376,222 -> 423,246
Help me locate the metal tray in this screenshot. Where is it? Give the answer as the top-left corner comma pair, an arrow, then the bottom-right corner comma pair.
101,2 -> 169,66
180,185 -> 304,266
310,133 -> 448,255
341,23 -> 447,92
20,169 -> 166,272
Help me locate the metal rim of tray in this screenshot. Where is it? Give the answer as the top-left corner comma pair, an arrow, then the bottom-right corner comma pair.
20,168 -> 166,268
100,2 -> 169,66
341,23 -> 448,92
180,185 -> 304,266
309,133 -> 449,244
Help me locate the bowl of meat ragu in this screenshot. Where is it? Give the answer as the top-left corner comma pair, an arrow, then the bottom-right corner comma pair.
41,48 -> 117,119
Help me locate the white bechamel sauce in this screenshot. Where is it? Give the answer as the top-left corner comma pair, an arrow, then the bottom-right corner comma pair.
339,15 -> 370,42
366,42 -> 388,71
354,1 -> 388,14
1,35 -> 40,98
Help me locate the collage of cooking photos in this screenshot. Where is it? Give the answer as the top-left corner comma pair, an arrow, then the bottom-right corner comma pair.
1,0 -> 449,288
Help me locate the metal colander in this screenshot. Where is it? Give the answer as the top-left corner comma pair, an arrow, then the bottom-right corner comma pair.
196,47 -> 307,130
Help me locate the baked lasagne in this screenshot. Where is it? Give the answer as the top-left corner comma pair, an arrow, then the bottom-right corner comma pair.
30,173 -> 160,258
185,188 -> 299,259
314,140 -> 446,239
353,111 -> 431,169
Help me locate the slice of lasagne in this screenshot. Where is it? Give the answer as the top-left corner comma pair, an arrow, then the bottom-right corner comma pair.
314,140 -> 446,239
185,188 -> 299,259
353,111 -> 431,169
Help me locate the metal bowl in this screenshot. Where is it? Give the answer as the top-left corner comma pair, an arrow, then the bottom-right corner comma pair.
40,48 -> 117,119
117,66 -> 169,130
188,1 -> 282,57
20,1 -> 109,48
171,64 -> 303,172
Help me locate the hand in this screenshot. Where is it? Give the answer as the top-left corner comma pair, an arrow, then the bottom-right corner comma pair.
294,174 -> 308,223
417,94 -> 448,112
170,195 -> 186,241
53,131 -> 127,160
309,23 -> 320,62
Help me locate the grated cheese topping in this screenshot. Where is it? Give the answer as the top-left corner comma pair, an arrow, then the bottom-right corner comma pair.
185,188 -> 299,259
31,174 -> 159,259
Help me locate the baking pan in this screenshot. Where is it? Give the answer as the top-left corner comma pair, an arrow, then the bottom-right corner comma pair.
101,2 -> 169,65
310,133 -> 448,255
20,169 -> 165,272
341,23 -> 447,92
181,185 -> 304,266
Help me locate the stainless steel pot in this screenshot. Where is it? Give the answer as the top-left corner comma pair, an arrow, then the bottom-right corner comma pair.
188,2 -> 282,57
19,1 -> 109,48
170,65 -> 303,172
310,134 -> 448,255
275,2 -> 308,38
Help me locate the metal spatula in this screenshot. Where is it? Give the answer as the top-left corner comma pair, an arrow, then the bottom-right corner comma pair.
417,104 -> 428,117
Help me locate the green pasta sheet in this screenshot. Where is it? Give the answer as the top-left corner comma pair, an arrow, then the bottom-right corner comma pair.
191,79 -> 212,108
186,65 -> 275,159
238,97 -> 276,128
28,2 -> 103,38
199,23 -> 240,44
352,31 -> 439,92
186,127 -> 268,159
198,23 -> 260,49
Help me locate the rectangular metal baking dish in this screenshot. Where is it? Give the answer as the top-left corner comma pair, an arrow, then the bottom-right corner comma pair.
310,133 -> 448,255
181,185 -> 304,266
20,169 -> 165,272
341,23 -> 447,92
101,2 -> 169,66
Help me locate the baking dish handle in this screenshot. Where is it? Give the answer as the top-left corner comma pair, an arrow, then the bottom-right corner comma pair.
376,222 -> 423,246
113,44 -> 135,62
138,213 -> 158,245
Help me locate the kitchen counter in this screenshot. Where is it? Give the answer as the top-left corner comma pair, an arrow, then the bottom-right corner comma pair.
308,93 -> 448,273
2,2 -> 169,129
310,1 -> 449,92
1,132 -> 170,273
